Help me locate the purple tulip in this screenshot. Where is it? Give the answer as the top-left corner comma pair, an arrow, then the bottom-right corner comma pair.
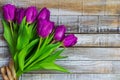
54,25 -> 66,41
37,7 -> 50,20
37,19 -> 54,38
15,8 -> 25,24
25,6 -> 38,24
2,4 -> 16,22
63,34 -> 77,47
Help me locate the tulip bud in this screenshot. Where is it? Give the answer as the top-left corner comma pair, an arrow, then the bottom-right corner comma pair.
15,8 -> 25,24
2,4 -> 16,22
54,25 -> 66,41
37,7 -> 50,20
63,34 -> 77,47
25,6 -> 38,24
37,19 -> 54,38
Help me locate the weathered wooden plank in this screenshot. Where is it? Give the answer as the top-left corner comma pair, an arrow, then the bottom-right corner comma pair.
22,74 -> 120,80
0,0 -> 120,15
62,48 -> 120,60
108,61 -> 120,74
98,16 -> 119,33
1,47 -> 120,61
76,34 -> 120,47
79,15 -> 98,33
0,15 -> 119,34
58,16 -> 79,33
0,60 -> 113,74
83,0 -> 105,15
50,16 -> 58,25
22,61 -> 120,74
3,60 -> 120,74
0,34 -> 120,47
105,0 -> 120,15
58,15 -> 120,33
59,0 -> 83,15
0,47 -> 9,60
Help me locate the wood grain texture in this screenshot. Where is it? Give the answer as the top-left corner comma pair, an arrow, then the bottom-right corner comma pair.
0,0 -> 120,80
0,34 -> 120,47
76,34 -> 120,47
0,15 -> 119,34
0,0 -> 120,15
105,0 -> 120,15
22,74 -> 120,80
59,15 -> 120,33
23,61 -> 120,74
3,60 -> 120,74
0,60 -> 114,74
1,47 -> 120,61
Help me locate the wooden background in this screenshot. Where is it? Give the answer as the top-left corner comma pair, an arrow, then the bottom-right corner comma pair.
0,0 -> 120,80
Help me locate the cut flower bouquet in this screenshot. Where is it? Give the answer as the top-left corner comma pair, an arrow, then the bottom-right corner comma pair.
0,4 -> 77,80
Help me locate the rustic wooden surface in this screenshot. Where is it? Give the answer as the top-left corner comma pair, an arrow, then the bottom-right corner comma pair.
0,0 -> 120,80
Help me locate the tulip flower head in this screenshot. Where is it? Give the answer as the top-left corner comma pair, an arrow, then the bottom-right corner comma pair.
37,19 -> 54,38
2,4 -> 16,22
37,7 -> 50,20
54,25 -> 66,41
25,6 -> 38,24
63,34 -> 77,47
16,8 -> 25,24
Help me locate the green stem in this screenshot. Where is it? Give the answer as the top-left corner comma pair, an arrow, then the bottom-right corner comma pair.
40,36 -> 49,50
16,69 -> 23,78
16,70 -> 23,78
26,22 -> 29,27
24,38 -> 42,68
10,21 -> 14,36
37,38 -> 42,51
27,42 -> 62,69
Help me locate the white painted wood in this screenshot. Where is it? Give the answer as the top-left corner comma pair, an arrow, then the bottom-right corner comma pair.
58,16 -> 79,33
0,60 -> 113,74
75,34 -> 120,47
0,0 -> 120,80
22,74 -> 120,80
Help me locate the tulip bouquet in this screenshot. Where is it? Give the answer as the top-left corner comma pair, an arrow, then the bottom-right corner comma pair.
0,4 -> 77,80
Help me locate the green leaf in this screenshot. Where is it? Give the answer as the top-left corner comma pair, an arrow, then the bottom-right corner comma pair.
2,19 -> 14,57
25,42 -> 61,68
18,17 -> 26,34
25,62 -> 69,73
13,22 -> 18,45
41,49 -> 64,62
17,17 -> 27,50
17,23 -> 29,50
13,22 -> 18,31
18,39 -> 39,71
38,42 -> 62,61
47,33 -> 54,44
28,22 -> 37,40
